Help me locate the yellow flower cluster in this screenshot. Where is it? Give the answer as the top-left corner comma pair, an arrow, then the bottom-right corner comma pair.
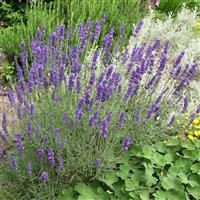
185,114 -> 200,141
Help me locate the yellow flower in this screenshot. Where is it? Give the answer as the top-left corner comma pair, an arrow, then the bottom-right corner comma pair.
164,140 -> 168,144
194,130 -> 200,137
188,135 -> 196,141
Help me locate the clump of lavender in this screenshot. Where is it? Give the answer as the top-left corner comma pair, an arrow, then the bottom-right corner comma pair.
1,15 -> 198,199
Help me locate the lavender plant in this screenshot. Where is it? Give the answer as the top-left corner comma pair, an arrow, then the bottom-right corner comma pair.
0,20 -> 199,199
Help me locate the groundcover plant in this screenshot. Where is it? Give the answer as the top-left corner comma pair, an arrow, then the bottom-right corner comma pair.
0,17 -> 199,199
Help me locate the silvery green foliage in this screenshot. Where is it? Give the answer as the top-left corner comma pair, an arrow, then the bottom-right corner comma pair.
128,6 -> 200,113
129,7 -> 199,64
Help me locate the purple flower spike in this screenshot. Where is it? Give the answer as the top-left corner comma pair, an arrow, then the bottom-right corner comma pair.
58,156 -> 63,171
182,98 -> 189,113
15,132 -> 25,154
122,136 -> 133,151
100,120 -> 108,138
133,20 -> 143,37
76,76 -> 82,93
10,156 -> 18,172
48,148 -> 55,168
2,112 -> 8,135
27,162 -> 32,176
39,172 -> 48,184
7,89 -> 15,106
0,131 -> 8,144
197,105 -> 200,113
37,147 -> 45,160
76,107 -> 83,123
95,159 -> 100,169
89,110 -> 99,127
119,112 -> 125,127
55,128 -> 60,140
94,21 -> 101,40
68,73 -> 76,91
62,112 -> 67,125
167,115 -> 176,126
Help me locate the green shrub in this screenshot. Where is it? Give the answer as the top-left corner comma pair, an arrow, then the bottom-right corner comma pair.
58,138 -> 200,200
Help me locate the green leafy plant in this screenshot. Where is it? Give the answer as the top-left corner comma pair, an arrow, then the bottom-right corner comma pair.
58,138 -> 200,200
0,62 -> 16,86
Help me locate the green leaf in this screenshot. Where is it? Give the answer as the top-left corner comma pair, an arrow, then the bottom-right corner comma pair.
125,176 -> 140,191
74,183 -> 96,199
139,189 -> 150,200
178,172 -> 189,184
117,163 -> 132,180
58,188 -> 75,200
166,139 -> 180,147
144,164 -> 157,186
131,146 -> 143,157
181,140 -> 196,150
183,149 -> 200,161
99,172 -> 119,190
154,142 -> 168,153
166,189 -> 186,200
173,158 -> 193,173
129,192 -> 141,200
161,174 -> 183,191
188,174 -> 200,187
187,186 -> 200,199
142,145 -> 154,160
190,163 -> 200,175
153,190 -> 167,200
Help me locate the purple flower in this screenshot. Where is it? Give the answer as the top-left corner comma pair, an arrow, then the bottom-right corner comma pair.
58,156 -> 63,171
89,110 -> 99,127
94,21 -> 101,40
76,107 -> 83,123
10,156 -> 17,172
68,73 -> 76,91
37,147 -> 45,160
30,104 -> 35,118
35,127 -> 41,140
135,107 -> 140,125
119,112 -> 125,127
76,77 -> 82,93
95,159 -> 100,168
121,48 -> 129,64
60,139 -> 65,151
182,98 -> 189,113
100,120 -> 108,138
122,136 -> 133,151
39,172 -> 48,184
44,135 -> 48,145
174,52 -> 185,67
167,115 -> 176,126
27,162 -> 32,176
7,89 -> 15,105
15,132 -> 24,154
197,105 -> 200,113
133,20 -> 143,37
26,122 -> 32,139
55,128 -> 59,140
0,130 -> 8,144
62,112 -> 67,125
48,148 -> 55,168
2,112 -> 7,133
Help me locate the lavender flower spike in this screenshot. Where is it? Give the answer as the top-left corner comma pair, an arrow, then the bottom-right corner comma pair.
122,136 -> 133,151
48,148 -> 55,168
39,172 -> 48,184
37,147 -> 45,160
15,132 -> 25,154
10,156 -> 18,172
